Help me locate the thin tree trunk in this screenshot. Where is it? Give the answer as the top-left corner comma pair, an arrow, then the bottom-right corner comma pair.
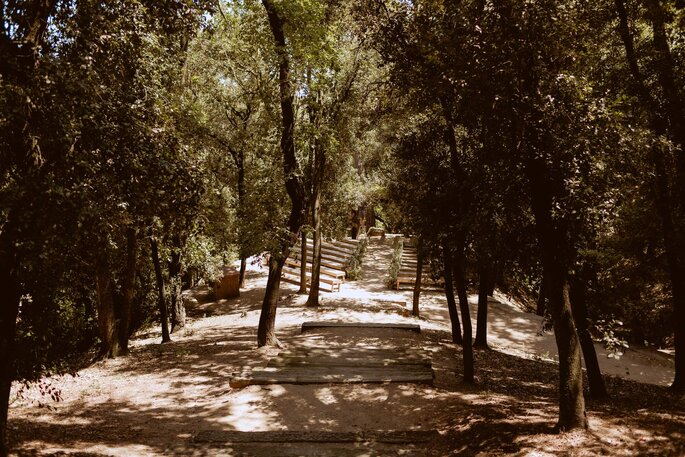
306,117 -> 326,307
537,274 -> 547,316
514,36 -> 587,426
299,230 -> 308,294
116,227 -> 138,354
528,169 -> 587,430
453,243 -> 474,383
616,0 -> 685,392
646,0 -> 685,392
569,277 -> 607,399
548,273 -> 587,430
412,239 -> 423,317
306,188 -> 323,307
168,235 -> 185,333
259,0 -> 305,346
239,257 -> 247,289
443,247 -> 463,344
474,264 -> 489,348
257,255 -> 286,347
0,228 -> 21,457
236,150 -> 248,290
150,230 -> 171,343
96,271 -> 120,357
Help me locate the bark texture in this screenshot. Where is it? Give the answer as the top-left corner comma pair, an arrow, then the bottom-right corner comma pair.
168,235 -> 186,333
150,231 -> 171,343
258,0 -> 305,347
570,277 -> 607,399
443,248 -> 463,344
412,239 -> 423,317
615,0 -> 685,391
528,167 -> 587,430
474,264 -> 489,348
0,228 -> 21,457
299,231 -> 308,294
453,245 -> 474,384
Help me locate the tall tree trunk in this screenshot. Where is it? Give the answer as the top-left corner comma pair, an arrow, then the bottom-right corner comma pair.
259,0 -> 305,347
616,0 -> 685,391
299,230 -> 308,294
474,264 -> 489,348
528,168 -> 587,430
168,234 -> 185,333
306,187 -> 323,307
150,230 -> 171,343
412,239 -> 423,317
257,255 -> 287,347
117,227 -> 138,354
239,257 -> 247,289
537,274 -> 547,317
306,119 -> 326,307
0,3 -> 58,453
0,228 -> 21,457
236,150 -> 248,289
569,277 -> 607,399
646,0 -> 685,392
443,247 -> 463,344
453,242 -> 474,384
96,271 -> 120,358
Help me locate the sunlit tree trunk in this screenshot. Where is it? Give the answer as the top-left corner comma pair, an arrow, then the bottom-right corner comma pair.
258,0 -> 305,347
474,264 -> 489,348
527,163 -> 587,430
299,230 -> 308,294
168,234 -> 185,333
569,276 -> 607,399
443,247 -> 463,344
412,239 -> 423,317
150,229 -> 171,343
306,185 -> 323,307
96,271 -> 120,357
453,239 -> 474,384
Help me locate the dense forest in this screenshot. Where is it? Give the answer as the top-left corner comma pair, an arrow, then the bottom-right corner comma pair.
1,0 -> 684,455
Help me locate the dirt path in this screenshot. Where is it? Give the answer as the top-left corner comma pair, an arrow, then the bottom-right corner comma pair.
8,237 -> 685,456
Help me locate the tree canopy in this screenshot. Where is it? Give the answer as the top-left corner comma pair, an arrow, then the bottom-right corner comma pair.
2,0 -> 685,453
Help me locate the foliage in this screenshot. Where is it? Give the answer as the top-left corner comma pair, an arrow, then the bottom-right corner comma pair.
386,236 -> 404,289
344,236 -> 368,280
595,319 -> 631,359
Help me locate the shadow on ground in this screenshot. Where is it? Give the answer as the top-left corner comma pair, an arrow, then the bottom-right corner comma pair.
8,238 -> 685,456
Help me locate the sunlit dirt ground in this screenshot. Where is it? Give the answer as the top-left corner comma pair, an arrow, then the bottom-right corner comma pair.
8,237 -> 684,456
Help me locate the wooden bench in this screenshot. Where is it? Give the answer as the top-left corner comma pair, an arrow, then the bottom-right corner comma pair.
281,267 -> 340,292
285,258 -> 345,281
292,247 -> 348,266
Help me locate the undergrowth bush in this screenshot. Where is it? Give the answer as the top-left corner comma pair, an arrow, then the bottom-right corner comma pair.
345,236 -> 368,280
386,236 -> 404,289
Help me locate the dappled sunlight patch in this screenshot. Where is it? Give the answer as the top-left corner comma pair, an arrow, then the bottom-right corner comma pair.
17,440 -> 159,456
315,387 -> 338,405
218,389 -> 283,431
9,238 -> 684,456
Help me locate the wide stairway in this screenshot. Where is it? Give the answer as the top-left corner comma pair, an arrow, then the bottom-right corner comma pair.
281,237 -> 359,292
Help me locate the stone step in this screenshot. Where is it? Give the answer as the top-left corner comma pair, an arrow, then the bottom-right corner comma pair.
301,322 -> 421,333
229,365 -> 434,388
193,430 -> 440,444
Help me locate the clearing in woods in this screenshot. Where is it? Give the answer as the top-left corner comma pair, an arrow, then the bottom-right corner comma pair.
8,237 -> 685,456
